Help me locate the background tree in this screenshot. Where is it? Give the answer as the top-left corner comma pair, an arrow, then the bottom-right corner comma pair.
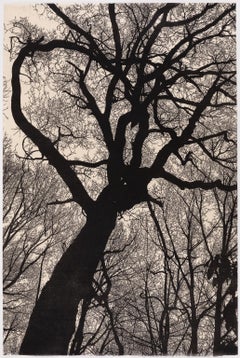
205,188 -> 237,355
148,186 -> 237,355
5,3 -> 236,354
68,184 -> 236,356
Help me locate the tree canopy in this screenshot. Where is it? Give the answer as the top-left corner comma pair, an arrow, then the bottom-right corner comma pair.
5,3 -> 236,355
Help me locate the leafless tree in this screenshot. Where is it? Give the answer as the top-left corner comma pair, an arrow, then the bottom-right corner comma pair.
3,137 -> 83,353
6,3 -> 236,354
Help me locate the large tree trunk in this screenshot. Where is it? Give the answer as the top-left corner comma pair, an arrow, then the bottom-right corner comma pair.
213,279 -> 223,355
20,191 -> 118,355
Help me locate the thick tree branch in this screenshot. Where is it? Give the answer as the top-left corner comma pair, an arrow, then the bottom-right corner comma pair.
68,159 -> 108,168
159,168 -> 236,191
11,40 -> 94,213
34,39 -> 97,63
48,4 -> 106,56
108,4 -> 122,66
143,5 -> 235,86
47,198 -> 74,206
125,3 -> 178,72
104,74 -> 119,118
48,4 -> 133,100
150,74 -> 222,173
75,70 -> 114,150
166,4 -> 235,64
164,3 -> 217,27
130,109 -> 149,168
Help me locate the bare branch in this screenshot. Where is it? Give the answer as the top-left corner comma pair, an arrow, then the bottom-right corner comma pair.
68,159 -> 108,168
11,40 -> 94,212
47,198 -> 74,206
159,168 -> 236,192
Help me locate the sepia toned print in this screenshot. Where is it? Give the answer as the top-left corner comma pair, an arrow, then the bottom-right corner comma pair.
3,3 -> 237,355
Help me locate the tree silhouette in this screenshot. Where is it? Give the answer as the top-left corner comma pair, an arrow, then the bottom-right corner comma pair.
8,3 -> 236,354
3,136 -> 83,353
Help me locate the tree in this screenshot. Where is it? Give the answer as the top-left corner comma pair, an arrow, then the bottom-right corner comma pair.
71,184 -> 236,356
205,188 -> 237,355
149,187 -> 237,355
3,136 -> 83,353
7,3 -> 236,354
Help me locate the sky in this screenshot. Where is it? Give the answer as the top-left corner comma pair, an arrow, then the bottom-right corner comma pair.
4,4 -> 58,136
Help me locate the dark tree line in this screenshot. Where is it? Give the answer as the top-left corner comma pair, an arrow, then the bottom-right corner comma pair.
5,3 -> 236,355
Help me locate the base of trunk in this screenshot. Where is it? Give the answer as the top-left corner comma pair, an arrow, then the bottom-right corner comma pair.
20,202 -> 117,354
